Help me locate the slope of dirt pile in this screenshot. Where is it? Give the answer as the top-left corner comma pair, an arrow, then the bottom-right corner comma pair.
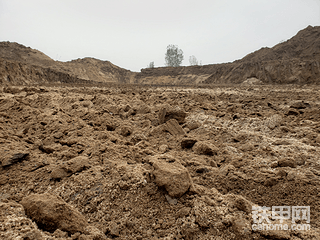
241,25 -> 320,62
62,58 -> 134,83
1,84 -> 320,239
0,41 -> 55,67
0,58 -> 92,85
0,42 -> 134,84
2,25 -> 320,87
136,25 -> 320,85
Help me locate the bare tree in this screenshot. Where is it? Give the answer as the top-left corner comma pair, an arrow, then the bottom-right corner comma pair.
147,61 -> 155,68
189,55 -> 198,66
165,45 -> 184,67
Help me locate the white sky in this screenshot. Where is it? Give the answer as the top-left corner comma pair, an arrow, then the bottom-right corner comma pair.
0,0 -> 319,71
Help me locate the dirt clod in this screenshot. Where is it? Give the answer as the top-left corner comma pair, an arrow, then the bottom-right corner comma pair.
20,193 -> 89,234
193,141 -> 218,156
151,154 -> 192,198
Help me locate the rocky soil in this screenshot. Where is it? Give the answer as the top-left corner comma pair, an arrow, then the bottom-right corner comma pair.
1,84 -> 320,239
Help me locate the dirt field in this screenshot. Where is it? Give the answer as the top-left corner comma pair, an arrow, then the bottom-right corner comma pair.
1,83 -> 320,240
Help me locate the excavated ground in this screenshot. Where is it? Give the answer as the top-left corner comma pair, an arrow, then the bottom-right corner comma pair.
1,84 -> 320,240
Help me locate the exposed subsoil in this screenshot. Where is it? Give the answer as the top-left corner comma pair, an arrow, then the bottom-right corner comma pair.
1,25 -> 320,86
1,84 -> 320,239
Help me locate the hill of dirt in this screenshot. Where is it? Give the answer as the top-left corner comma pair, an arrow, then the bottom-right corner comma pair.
240,25 -> 320,62
0,58 -> 94,85
0,25 -> 320,86
62,58 -> 134,83
136,25 -> 320,85
0,42 -> 133,85
0,42 -> 55,67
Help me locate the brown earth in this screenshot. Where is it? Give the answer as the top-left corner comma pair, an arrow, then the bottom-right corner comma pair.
1,25 -> 320,86
0,42 -> 133,84
136,26 -> 320,85
1,84 -> 320,239
1,24 -> 320,240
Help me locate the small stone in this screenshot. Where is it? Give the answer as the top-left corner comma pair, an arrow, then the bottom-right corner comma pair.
60,138 -> 78,146
165,194 -> 178,205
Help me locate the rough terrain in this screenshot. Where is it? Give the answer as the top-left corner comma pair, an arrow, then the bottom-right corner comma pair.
1,84 -> 320,239
136,26 -> 320,85
1,25 -> 320,86
0,42 -> 133,84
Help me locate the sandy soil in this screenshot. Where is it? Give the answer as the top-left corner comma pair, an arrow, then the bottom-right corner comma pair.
1,84 -> 320,239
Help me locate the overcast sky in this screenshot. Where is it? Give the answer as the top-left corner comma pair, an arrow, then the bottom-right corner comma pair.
1,0 -> 319,71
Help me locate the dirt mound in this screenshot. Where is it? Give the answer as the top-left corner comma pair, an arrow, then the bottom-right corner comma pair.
136,25 -> 320,85
0,41 -> 55,67
0,58 -> 91,85
1,84 -> 320,239
1,25 -> 320,86
241,25 -> 320,62
0,42 -> 134,84
62,57 -> 134,83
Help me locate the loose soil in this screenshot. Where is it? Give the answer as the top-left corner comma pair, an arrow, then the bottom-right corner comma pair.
1,84 -> 320,239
